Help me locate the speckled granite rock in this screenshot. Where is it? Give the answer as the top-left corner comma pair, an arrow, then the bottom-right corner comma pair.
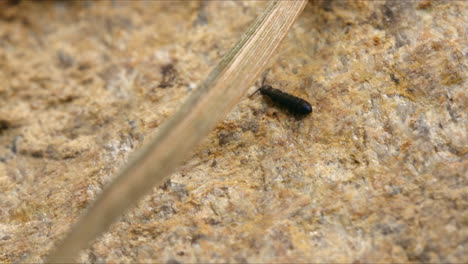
0,1 -> 466,263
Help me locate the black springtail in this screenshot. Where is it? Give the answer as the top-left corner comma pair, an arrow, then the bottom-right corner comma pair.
252,85 -> 312,115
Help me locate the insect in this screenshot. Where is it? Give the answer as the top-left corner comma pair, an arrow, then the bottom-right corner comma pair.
251,76 -> 312,115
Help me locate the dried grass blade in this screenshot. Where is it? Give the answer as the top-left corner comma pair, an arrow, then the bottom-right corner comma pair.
47,0 -> 307,262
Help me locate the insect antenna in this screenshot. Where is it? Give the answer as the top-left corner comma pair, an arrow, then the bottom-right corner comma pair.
249,88 -> 261,98
261,73 -> 268,87
249,72 -> 270,98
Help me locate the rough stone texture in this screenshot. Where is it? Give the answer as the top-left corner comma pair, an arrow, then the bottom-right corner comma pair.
0,0 -> 466,263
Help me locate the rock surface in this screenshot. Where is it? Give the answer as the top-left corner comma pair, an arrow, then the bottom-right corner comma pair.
0,1 -> 466,263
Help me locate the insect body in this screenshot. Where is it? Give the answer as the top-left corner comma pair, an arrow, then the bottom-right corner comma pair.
257,85 -> 312,115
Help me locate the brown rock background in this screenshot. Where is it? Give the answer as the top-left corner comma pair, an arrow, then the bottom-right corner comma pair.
0,0 -> 466,263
